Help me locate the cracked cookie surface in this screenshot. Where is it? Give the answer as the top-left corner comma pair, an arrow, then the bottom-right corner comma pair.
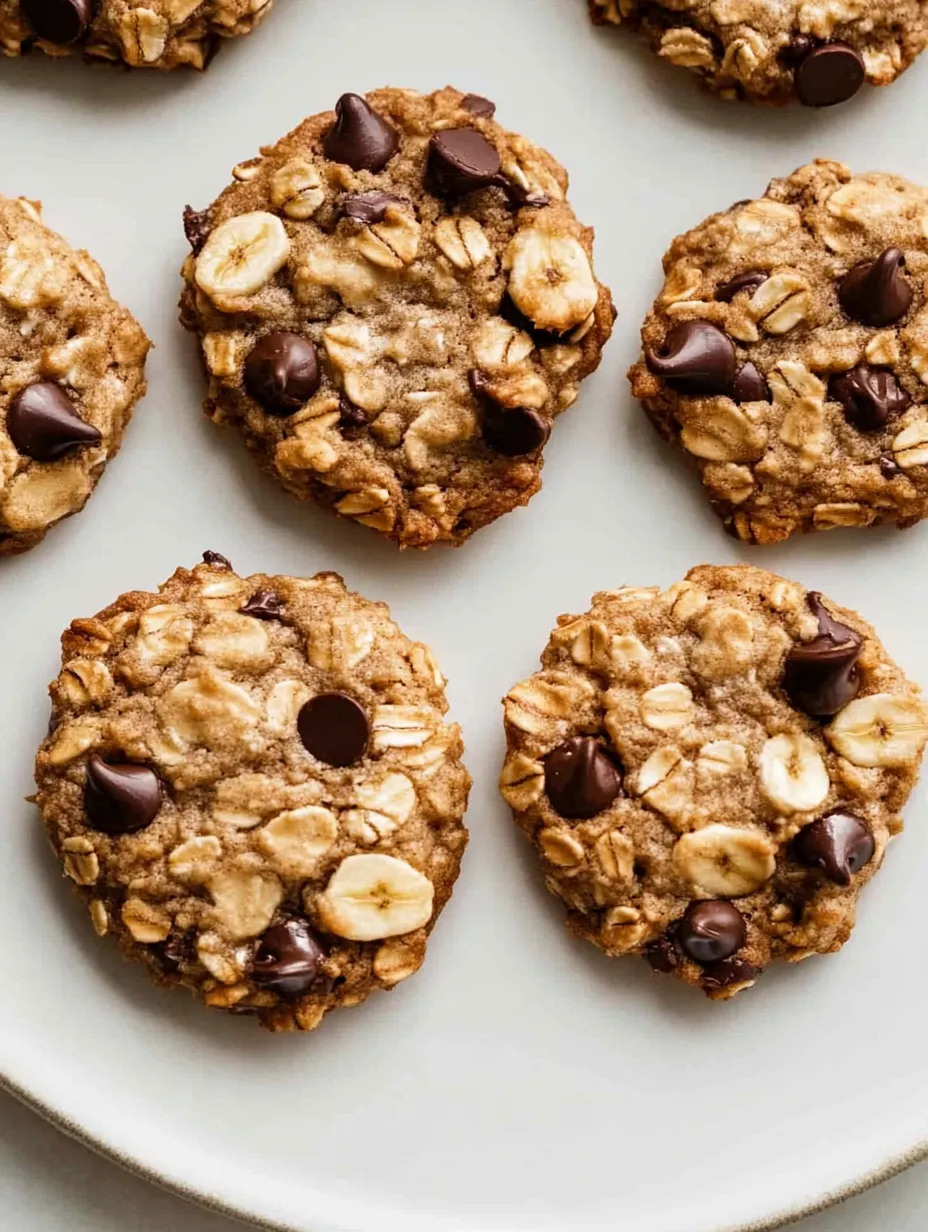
0,0 -> 273,69
629,161 -> 928,544
179,86 -> 614,548
35,555 -> 471,1031
500,565 -> 927,999
0,195 -> 149,556
589,0 -> 927,105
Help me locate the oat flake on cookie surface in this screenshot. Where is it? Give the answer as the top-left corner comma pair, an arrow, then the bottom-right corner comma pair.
0,194 -> 150,556
629,161 -> 928,545
0,0 -> 274,70
34,554 -> 471,1031
179,86 -> 615,548
500,565 -> 928,999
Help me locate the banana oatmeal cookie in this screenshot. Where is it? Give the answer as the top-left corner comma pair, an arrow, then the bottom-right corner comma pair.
588,0 -> 926,105
34,555 -> 470,1031
500,565 -> 928,999
1,0 -> 273,69
0,194 -> 149,556
179,86 -> 614,548
629,161 -> 928,544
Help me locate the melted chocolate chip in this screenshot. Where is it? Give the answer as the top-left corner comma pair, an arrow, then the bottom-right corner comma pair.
21,0 -> 93,43
427,128 -> 502,197
483,406 -> 550,456
241,589 -> 282,620
645,935 -> 680,973
732,361 -> 770,403
336,191 -> 402,225
879,453 -> 902,479
783,592 -> 862,718
298,694 -> 369,767
543,736 -> 622,820
645,320 -> 736,395
182,205 -> 212,255
84,754 -> 162,836
252,919 -> 325,998
323,94 -> 399,172
337,397 -> 369,438
6,382 -> 101,461
202,550 -> 231,568
460,93 -> 496,117
779,34 -> 816,66
677,901 -> 746,964
700,957 -> 761,992
715,270 -> 768,303
830,364 -> 909,431
839,248 -> 913,326
795,42 -> 865,106
244,332 -> 320,415
792,812 -> 875,885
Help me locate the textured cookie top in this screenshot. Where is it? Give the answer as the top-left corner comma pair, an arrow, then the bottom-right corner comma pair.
35,557 -> 470,1031
501,565 -> 928,999
589,0 -> 927,104
179,86 -> 614,548
0,0 -> 273,69
0,195 -> 149,556
629,162 -> 928,544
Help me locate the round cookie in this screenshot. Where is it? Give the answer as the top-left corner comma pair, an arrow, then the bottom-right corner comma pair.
588,0 -> 926,105
629,161 -> 928,545
0,195 -> 149,556
500,565 -> 928,999
0,0 -> 273,69
179,86 -> 614,548
34,555 -> 470,1031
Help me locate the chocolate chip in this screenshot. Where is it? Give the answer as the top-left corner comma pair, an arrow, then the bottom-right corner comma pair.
715,270 -> 768,303
645,320 -> 736,395
732,361 -> 770,403
499,294 -> 562,347
700,957 -> 761,992
779,34 -> 816,66
202,550 -> 231,568
483,406 -> 550,456
244,332 -> 320,415
251,919 -> 325,998
337,397 -> 368,438
783,591 -> 862,718
829,364 -> 909,431
157,929 -> 195,972
645,935 -> 680,973
677,901 -> 746,964
795,42 -> 865,106
427,128 -> 502,197
182,205 -> 211,255
241,589 -> 282,620
21,0 -> 93,43
460,93 -> 496,117
298,693 -> 369,767
84,754 -> 162,836
6,382 -> 101,461
504,183 -> 551,210
322,94 -> 399,172
544,736 -> 622,820
879,452 -> 902,478
792,812 -> 875,885
336,191 -> 401,225
839,248 -> 913,327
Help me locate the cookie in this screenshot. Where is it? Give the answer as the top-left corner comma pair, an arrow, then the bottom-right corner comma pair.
588,0 -> 926,105
34,555 -> 471,1031
0,0 -> 273,69
628,161 -> 928,545
0,195 -> 150,556
500,565 -> 928,999
179,86 -> 614,548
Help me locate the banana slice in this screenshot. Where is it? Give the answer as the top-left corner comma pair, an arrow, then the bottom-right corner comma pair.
672,824 -> 776,897
759,733 -> 829,814
504,230 -> 598,333
195,211 -> 290,301
316,854 -> 434,941
826,693 -> 928,767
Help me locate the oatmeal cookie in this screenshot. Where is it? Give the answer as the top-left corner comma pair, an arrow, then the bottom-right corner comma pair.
0,195 -> 149,556
34,554 -> 471,1031
629,161 -> 928,544
500,565 -> 928,999
0,0 -> 273,69
588,0 -> 926,105
179,86 -> 614,548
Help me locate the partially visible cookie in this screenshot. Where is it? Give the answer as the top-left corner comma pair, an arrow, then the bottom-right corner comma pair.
629,161 -> 928,544
0,0 -> 273,69
589,0 -> 927,105
0,195 -> 150,556
34,555 -> 471,1031
500,565 -> 928,999
179,86 -> 614,548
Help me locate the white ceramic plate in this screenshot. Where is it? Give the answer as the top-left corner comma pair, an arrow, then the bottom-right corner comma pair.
4,2 -> 928,1229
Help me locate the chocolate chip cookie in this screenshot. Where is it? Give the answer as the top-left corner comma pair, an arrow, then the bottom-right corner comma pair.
179,86 -> 615,548
35,555 -> 471,1031
628,161 -> 928,544
500,565 -> 927,999
588,0 -> 927,105
0,195 -> 150,556
0,0 -> 273,69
